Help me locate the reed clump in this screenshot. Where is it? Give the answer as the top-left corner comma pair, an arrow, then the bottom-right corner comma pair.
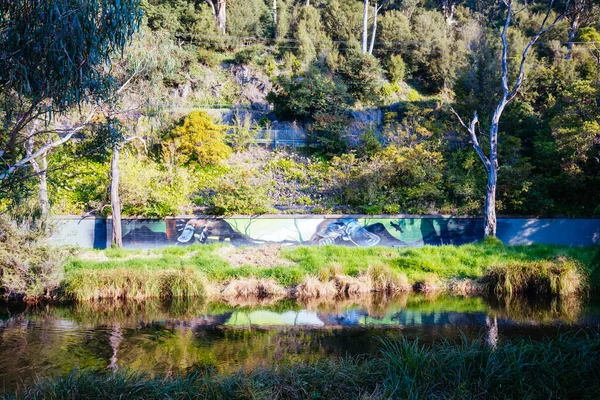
294,276 -> 337,298
220,278 -> 287,298
65,268 -> 206,301
482,258 -> 585,297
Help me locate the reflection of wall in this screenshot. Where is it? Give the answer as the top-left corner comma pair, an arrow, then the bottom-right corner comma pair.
49,216 -> 600,249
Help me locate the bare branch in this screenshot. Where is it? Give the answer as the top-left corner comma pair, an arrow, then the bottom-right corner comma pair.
0,108 -> 96,179
506,0 -> 570,102
450,107 -> 491,172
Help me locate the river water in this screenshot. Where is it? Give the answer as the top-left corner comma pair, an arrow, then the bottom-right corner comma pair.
1,294 -> 599,392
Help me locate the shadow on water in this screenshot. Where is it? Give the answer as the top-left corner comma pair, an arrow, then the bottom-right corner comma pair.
1,293 -> 600,392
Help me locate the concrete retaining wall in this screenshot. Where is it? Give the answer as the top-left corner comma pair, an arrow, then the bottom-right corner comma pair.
49,216 -> 600,249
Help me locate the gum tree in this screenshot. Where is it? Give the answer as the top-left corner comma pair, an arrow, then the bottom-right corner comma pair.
452,0 -> 569,237
0,0 -> 142,193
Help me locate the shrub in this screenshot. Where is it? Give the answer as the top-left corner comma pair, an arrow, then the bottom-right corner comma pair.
387,54 -> 406,84
0,217 -> 70,300
210,170 -> 273,215
197,48 -> 220,68
166,111 -> 231,167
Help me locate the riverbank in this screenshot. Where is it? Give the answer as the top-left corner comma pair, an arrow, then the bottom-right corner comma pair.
4,333 -> 600,399
60,241 -> 598,301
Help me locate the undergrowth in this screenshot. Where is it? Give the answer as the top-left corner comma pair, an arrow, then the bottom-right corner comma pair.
4,332 -> 600,399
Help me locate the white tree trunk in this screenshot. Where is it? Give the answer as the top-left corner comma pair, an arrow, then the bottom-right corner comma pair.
368,3 -> 380,55
362,0 -> 369,54
111,145 -> 123,248
566,12 -> 580,60
217,0 -> 226,33
38,151 -> 49,218
273,0 -> 277,31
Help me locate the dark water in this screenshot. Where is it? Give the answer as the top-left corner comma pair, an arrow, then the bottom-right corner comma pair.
1,294 -> 600,392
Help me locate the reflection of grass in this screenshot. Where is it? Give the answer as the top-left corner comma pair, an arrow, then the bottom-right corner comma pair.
11,332 -> 600,399
63,243 -> 598,301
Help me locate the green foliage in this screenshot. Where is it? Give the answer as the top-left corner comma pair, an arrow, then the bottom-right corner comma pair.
0,0 -> 142,112
209,170 -> 273,215
233,45 -> 266,65
308,113 -> 351,157
336,51 -> 385,102
166,111 -> 231,167
387,54 -> 406,84
0,216 -> 71,300
268,67 -> 354,121
227,0 -> 270,37
142,0 -> 215,35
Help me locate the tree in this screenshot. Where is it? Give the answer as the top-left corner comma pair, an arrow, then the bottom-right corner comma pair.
0,0 -> 142,210
452,0 -> 569,237
565,0 -> 600,60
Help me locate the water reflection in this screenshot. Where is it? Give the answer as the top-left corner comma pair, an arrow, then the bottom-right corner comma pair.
1,294 -> 599,392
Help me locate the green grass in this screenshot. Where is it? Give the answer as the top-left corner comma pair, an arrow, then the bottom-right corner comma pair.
4,332 -> 600,399
62,242 -> 599,301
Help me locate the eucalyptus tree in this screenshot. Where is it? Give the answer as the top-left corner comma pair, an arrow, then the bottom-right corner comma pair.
0,0 -> 142,209
452,0 -> 570,237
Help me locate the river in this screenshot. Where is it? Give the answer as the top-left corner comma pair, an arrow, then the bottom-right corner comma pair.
1,294 -> 599,392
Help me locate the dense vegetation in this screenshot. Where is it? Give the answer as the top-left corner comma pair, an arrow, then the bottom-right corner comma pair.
3,238 -> 590,301
1,0 -> 599,218
4,333 -> 600,399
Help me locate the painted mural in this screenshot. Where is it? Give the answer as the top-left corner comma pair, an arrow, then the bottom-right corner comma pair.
49,217 -> 600,249
112,217 -> 485,249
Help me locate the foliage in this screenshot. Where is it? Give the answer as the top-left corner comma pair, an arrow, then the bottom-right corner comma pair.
267,66 -> 354,121
0,0 -> 142,112
0,217 -> 71,301
166,111 -> 231,167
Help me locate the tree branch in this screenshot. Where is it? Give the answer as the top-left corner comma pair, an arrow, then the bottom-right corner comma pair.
0,108 -> 96,179
450,107 -> 491,172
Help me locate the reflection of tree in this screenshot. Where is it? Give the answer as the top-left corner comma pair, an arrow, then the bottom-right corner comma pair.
485,316 -> 498,350
108,323 -> 122,372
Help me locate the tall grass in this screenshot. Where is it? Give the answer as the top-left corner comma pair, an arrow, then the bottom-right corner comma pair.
65,268 -> 206,301
61,243 -> 598,301
5,333 -> 600,399
482,258 -> 585,296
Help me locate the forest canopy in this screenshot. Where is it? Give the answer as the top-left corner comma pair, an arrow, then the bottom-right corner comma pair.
1,0 -> 599,220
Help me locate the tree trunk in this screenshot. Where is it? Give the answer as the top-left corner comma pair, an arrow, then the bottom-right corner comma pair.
484,167 -> 497,237
362,0 -> 369,54
38,151 -> 49,218
368,3 -> 379,55
566,13 -> 580,60
111,145 -> 123,248
217,0 -> 226,33
484,104 -> 501,238
26,123 -> 49,220
305,0 -> 309,7
273,0 -> 277,31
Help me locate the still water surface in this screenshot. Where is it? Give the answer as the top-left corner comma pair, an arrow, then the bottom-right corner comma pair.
1,294 -> 600,391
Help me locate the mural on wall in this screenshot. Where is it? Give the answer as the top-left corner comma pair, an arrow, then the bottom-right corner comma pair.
148,217 -> 485,249
50,217 -> 600,249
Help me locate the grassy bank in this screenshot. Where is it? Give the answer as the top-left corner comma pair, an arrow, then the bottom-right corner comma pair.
4,333 -> 600,399
61,242 -> 598,301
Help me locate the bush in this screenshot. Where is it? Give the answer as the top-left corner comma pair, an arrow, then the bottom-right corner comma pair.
209,169 -> 273,215
233,45 -> 265,65
387,54 -> 406,84
166,111 -> 231,167
197,48 -> 220,68
0,217 -> 70,300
